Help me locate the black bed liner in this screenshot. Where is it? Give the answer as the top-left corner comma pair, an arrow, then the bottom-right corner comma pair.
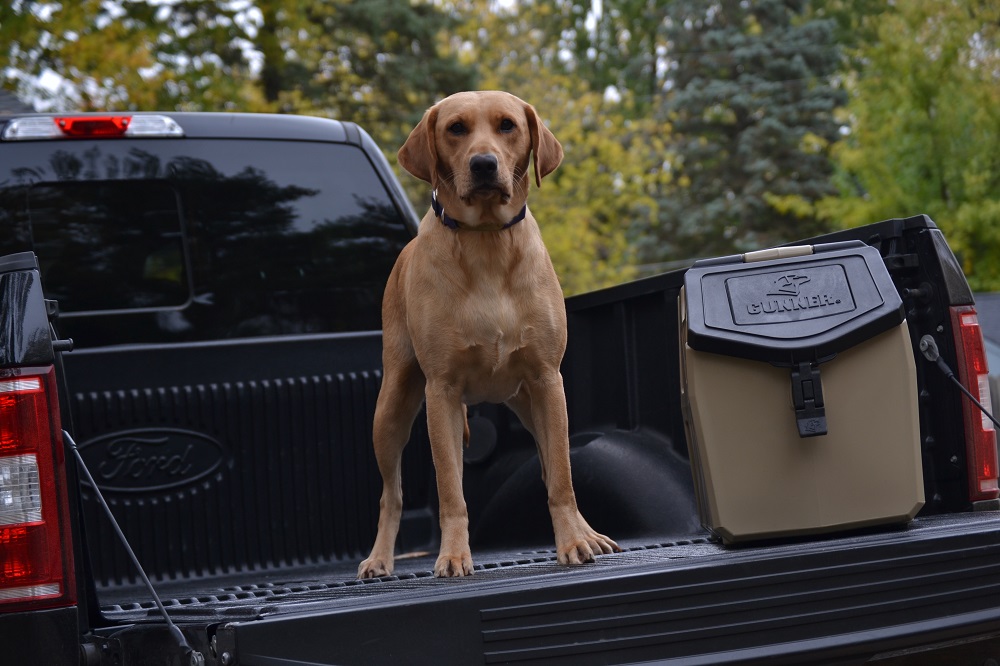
98,531 -> 717,621
94,512 -> 1000,665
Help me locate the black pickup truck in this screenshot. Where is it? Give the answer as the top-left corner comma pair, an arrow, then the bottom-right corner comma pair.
1,111 -> 999,665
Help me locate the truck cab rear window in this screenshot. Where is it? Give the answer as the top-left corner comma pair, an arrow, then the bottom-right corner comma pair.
28,181 -> 188,313
0,139 -> 412,346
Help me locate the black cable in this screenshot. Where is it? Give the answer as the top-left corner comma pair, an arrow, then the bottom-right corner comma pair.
64,430 -> 203,665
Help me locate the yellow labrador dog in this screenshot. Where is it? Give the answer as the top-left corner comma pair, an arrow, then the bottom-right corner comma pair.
358,91 -> 619,579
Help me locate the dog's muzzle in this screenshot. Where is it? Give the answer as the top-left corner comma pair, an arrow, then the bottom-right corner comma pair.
470,153 -> 499,183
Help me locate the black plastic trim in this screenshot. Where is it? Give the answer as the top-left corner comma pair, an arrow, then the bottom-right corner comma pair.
0,606 -> 80,665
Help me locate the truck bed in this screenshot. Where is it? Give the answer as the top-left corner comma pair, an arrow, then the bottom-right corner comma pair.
95,512 -> 1000,664
69,215 -> 1000,664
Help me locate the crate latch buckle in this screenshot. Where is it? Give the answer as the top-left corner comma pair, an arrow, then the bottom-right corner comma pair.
790,361 -> 827,437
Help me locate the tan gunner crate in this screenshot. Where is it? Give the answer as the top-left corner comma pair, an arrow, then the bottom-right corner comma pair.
679,242 -> 924,544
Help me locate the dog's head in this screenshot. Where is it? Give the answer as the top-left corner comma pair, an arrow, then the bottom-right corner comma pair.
398,91 -> 563,229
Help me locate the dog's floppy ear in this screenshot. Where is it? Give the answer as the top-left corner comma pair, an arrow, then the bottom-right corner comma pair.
397,105 -> 440,185
524,102 -> 563,187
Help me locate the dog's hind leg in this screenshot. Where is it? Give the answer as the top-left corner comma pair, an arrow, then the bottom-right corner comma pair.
358,359 -> 426,579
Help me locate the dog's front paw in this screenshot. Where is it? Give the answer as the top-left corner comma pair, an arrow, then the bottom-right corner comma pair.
590,531 -> 621,556
557,529 -> 621,566
434,552 -> 474,577
358,555 -> 394,579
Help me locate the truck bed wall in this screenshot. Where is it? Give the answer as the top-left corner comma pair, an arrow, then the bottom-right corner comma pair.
63,333 -> 434,586
565,269 -> 689,457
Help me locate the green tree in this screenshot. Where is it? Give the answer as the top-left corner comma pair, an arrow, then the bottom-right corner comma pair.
526,84 -> 665,295
0,0 -> 476,151
0,1 -> 264,111
818,0 -> 1000,290
260,1 -> 477,148
651,0 -> 845,261
807,0 -> 885,50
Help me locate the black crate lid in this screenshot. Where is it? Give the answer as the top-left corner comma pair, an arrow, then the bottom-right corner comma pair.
684,240 -> 904,363
0,251 -> 38,274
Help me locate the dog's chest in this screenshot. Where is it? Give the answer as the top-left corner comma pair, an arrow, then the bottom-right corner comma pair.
459,286 -> 533,358
451,281 -> 556,395
407,231 -> 563,401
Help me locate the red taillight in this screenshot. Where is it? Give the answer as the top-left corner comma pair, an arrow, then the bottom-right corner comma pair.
53,115 -> 131,137
0,367 -> 76,610
950,306 -> 999,502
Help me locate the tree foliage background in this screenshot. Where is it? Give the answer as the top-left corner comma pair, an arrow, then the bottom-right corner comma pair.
2,0 -> 998,293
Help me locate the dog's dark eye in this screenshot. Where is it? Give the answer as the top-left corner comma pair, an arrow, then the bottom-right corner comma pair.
447,122 -> 466,135
499,118 -> 516,133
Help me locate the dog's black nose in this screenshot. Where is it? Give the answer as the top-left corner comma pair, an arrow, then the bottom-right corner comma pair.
470,153 -> 499,180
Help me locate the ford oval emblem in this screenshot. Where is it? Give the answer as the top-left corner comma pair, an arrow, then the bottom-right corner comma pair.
78,428 -> 227,493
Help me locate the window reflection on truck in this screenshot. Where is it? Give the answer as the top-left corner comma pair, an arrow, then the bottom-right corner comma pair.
0,140 -> 413,344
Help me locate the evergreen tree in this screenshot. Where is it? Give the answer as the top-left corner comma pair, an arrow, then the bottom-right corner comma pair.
650,0 -> 845,261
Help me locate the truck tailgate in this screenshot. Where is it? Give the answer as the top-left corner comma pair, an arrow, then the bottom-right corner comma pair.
99,512 -> 1000,664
